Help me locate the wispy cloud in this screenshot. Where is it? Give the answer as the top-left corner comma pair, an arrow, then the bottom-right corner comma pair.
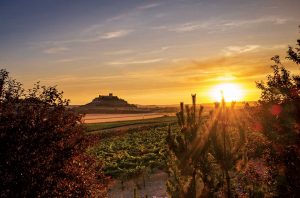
222,16 -> 289,28
153,21 -> 215,33
108,58 -> 163,65
43,47 -> 69,54
265,44 -> 287,50
100,30 -> 133,39
138,3 -> 161,10
44,29 -> 133,46
55,58 -> 77,63
83,24 -> 104,33
104,49 -> 134,55
55,57 -> 88,63
171,58 -> 191,64
105,13 -> 130,23
155,16 -> 290,33
168,22 -> 207,33
223,45 -> 261,56
162,59 -> 265,94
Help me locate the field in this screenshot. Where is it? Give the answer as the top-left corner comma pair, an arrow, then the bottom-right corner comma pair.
75,105 -> 178,114
2,2 -> 300,197
84,115 -> 177,132
86,116 -> 178,197
83,113 -> 175,123
88,125 -> 177,178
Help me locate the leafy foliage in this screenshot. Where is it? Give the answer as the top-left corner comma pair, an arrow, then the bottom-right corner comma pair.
253,31 -> 300,197
256,55 -> 300,104
287,26 -> 300,65
0,69 -> 109,197
88,125 -> 176,181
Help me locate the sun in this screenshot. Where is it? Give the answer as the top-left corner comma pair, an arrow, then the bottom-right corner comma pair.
210,83 -> 244,102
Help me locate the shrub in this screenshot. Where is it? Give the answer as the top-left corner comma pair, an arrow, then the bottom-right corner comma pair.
254,31 -> 300,197
0,69 -> 109,197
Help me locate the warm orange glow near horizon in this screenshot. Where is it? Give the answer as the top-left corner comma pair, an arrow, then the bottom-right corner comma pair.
1,0 -> 299,105
210,83 -> 244,102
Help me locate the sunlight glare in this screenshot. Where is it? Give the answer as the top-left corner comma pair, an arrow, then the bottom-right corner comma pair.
210,83 -> 244,102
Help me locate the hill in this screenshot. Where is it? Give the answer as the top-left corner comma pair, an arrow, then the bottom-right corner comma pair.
74,93 -> 177,114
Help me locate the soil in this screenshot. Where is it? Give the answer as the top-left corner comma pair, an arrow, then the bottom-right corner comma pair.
83,113 -> 174,123
108,171 -> 168,198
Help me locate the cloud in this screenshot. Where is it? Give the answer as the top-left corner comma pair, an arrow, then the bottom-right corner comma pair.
155,16 -> 290,33
223,45 -> 261,56
154,22 -> 206,33
100,30 -> 133,39
171,58 -> 191,64
43,47 -> 69,54
138,3 -> 161,10
221,16 -> 289,28
108,58 -> 163,65
104,49 -> 134,55
83,24 -> 104,33
266,44 -> 287,50
169,52 -> 276,84
169,22 -> 206,33
55,57 -> 88,63
44,37 -> 97,45
139,46 -> 171,55
105,14 -> 125,22
43,29 -> 133,46
55,58 -> 77,63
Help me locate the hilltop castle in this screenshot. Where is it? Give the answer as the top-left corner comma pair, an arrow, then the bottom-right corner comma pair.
86,93 -> 137,108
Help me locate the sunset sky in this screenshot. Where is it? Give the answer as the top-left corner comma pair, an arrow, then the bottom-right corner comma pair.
1,0 -> 300,105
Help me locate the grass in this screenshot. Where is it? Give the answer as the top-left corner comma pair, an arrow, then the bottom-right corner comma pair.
84,116 -> 177,132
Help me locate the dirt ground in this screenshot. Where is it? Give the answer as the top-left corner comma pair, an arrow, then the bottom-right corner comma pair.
83,113 -> 174,123
108,171 -> 168,198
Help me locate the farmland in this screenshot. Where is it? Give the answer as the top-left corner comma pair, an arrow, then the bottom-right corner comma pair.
2,1 -> 300,197
84,115 -> 176,132
83,113 -> 175,123
86,117 -> 179,197
87,125 -> 177,178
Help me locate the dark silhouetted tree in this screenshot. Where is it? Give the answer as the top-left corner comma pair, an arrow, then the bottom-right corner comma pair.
0,69 -> 109,197
254,28 -> 300,197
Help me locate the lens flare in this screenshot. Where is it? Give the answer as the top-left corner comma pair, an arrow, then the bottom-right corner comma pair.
210,83 -> 244,102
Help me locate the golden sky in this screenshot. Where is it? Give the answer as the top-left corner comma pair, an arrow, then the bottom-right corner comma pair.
1,0 -> 300,104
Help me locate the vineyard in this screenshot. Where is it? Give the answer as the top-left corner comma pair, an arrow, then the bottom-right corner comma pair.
1,2 -> 300,197
88,124 -> 179,181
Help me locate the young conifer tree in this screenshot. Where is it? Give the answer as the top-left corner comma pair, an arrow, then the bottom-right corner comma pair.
166,94 -> 248,197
